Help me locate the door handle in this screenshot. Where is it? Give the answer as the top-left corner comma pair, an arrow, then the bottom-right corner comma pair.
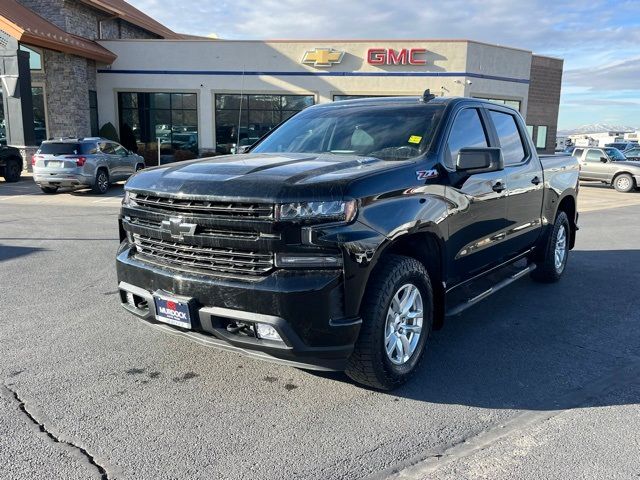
531,176 -> 541,185
492,181 -> 506,193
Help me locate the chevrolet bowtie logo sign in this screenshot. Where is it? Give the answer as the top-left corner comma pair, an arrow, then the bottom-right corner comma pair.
301,48 -> 345,67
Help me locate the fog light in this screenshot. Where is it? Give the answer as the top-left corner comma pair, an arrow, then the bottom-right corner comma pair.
255,323 -> 283,342
126,292 -> 136,307
274,253 -> 343,268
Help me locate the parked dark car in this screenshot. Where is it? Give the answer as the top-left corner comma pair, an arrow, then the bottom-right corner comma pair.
0,145 -> 24,182
605,142 -> 637,153
116,95 -> 579,390
623,147 -> 640,162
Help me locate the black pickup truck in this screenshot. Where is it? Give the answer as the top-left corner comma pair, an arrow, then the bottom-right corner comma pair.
116,94 -> 579,390
0,145 -> 24,182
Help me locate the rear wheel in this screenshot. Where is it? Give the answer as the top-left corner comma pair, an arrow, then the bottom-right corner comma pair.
345,254 -> 433,390
40,186 -> 59,194
613,173 -> 634,193
92,169 -> 109,194
3,158 -> 22,182
531,211 -> 570,283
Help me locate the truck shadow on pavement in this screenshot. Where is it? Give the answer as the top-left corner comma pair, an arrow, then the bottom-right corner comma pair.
0,244 -> 46,262
325,249 -> 640,410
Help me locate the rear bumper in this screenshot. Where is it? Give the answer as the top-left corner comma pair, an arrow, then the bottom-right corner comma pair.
116,243 -> 361,371
33,172 -> 94,187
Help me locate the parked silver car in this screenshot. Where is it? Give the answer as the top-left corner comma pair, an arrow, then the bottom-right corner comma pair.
573,147 -> 640,192
32,137 -> 145,194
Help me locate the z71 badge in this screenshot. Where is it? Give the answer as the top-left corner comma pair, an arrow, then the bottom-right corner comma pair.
416,169 -> 438,180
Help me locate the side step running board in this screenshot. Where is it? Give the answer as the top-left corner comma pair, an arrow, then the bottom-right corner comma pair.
445,264 -> 536,317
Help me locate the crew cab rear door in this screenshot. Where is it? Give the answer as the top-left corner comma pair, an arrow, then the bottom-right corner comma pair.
486,108 -> 544,256
444,106 -> 510,284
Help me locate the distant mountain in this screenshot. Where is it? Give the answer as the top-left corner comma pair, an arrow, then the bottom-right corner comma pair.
558,124 -> 638,136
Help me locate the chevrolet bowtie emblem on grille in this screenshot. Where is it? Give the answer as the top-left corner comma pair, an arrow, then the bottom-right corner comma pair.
161,217 -> 197,240
301,48 -> 345,67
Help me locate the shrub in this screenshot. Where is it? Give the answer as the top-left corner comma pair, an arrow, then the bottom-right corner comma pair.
174,149 -> 197,162
120,124 -> 138,152
98,122 -> 119,143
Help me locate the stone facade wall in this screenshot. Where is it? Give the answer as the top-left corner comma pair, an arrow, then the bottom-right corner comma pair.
526,55 -> 564,154
17,0 -> 66,30
40,50 -> 94,138
119,21 -> 158,39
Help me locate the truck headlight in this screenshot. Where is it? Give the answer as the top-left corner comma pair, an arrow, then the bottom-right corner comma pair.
276,200 -> 357,222
122,191 -> 138,207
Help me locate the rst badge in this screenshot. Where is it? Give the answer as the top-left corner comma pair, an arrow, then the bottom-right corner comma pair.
416,169 -> 439,180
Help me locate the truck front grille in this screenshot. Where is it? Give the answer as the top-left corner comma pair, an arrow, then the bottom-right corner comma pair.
132,234 -> 274,276
133,194 -> 274,219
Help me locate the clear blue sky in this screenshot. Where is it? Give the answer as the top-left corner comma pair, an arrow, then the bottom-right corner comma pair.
129,0 -> 639,130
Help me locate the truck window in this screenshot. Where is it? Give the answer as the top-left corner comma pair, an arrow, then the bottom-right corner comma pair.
585,149 -> 603,162
572,148 -> 583,158
252,104 -> 445,161
446,108 -> 488,169
489,111 -> 526,165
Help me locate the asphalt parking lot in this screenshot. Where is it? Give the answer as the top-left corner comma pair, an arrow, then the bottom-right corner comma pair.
1,176 -> 639,480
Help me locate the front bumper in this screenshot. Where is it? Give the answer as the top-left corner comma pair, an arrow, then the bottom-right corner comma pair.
33,172 -> 94,188
116,244 -> 361,371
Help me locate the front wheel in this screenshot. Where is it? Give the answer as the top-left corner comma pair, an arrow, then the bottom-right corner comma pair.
531,211 -> 570,283
345,254 -> 433,390
613,173 -> 634,193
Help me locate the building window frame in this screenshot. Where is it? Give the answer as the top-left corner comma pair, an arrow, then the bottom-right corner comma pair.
31,82 -> 48,144
536,125 -> 548,149
19,44 -> 44,72
213,91 -> 316,154
89,90 -> 99,137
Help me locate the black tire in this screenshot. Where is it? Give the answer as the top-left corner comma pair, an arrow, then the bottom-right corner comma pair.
92,169 -> 109,194
613,173 -> 634,193
345,254 -> 433,390
3,158 -> 22,182
40,186 -> 59,194
531,211 -> 570,283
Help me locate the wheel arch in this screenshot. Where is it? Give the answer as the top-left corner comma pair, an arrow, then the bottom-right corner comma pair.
555,194 -> 577,249
368,230 -> 446,329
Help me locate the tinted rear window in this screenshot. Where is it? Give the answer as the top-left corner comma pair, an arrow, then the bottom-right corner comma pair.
38,143 -> 95,155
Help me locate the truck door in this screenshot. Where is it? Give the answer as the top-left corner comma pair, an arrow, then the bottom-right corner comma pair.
488,109 -> 544,256
580,148 -> 611,181
445,107 -> 510,284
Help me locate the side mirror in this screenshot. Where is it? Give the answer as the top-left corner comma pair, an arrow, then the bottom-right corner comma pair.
600,156 -> 608,163
237,145 -> 251,154
456,147 -> 504,174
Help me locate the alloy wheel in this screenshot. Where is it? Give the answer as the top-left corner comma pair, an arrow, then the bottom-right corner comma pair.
384,283 -> 424,365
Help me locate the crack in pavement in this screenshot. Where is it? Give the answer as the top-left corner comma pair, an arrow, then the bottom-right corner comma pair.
1,383 -> 109,480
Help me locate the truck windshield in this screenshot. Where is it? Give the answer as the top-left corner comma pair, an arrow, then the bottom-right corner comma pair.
604,148 -> 626,161
252,103 -> 445,161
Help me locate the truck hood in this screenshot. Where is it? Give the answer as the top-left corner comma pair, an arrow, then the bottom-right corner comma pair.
125,152 -> 402,202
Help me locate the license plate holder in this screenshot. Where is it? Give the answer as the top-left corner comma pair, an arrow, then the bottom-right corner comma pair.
153,292 -> 193,329
48,161 -> 63,168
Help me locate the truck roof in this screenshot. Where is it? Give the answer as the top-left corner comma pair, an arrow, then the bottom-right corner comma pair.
321,95 -> 515,111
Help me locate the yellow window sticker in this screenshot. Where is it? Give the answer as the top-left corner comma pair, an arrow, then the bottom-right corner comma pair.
408,135 -> 422,144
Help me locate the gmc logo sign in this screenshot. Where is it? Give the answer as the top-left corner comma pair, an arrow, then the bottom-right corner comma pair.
367,48 -> 427,65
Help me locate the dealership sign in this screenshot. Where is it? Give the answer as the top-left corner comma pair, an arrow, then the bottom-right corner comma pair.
367,48 -> 427,65
302,48 -> 345,67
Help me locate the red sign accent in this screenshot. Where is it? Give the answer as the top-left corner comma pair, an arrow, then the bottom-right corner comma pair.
367,48 -> 427,66
166,301 -> 177,310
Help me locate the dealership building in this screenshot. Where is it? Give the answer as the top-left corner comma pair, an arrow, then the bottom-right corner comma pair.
1,0 -> 563,167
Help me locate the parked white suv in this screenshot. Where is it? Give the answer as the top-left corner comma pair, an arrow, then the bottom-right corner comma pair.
32,137 -> 145,194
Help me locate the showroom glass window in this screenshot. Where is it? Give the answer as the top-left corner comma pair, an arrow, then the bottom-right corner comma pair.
32,87 -> 46,145
536,125 -> 548,149
333,95 -> 391,101
118,92 -> 198,158
89,91 -> 99,137
215,94 -> 314,154
0,95 -> 4,145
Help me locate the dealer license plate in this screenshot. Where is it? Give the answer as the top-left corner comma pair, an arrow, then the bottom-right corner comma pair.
47,161 -> 63,168
154,295 -> 192,329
